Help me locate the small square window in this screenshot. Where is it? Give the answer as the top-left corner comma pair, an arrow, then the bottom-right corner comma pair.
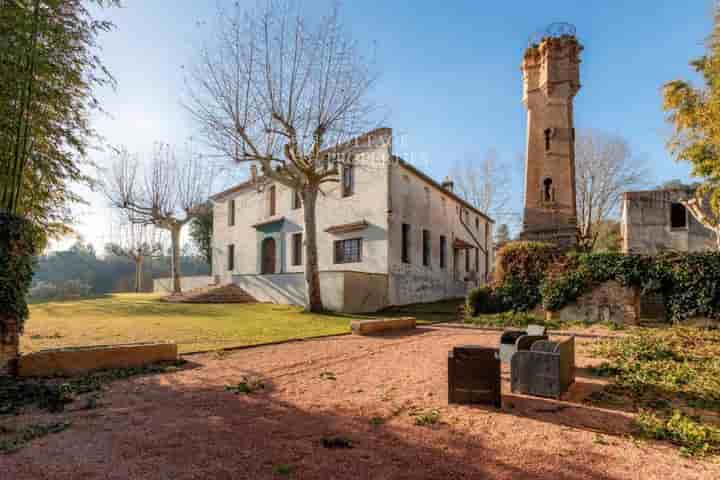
670,203 -> 687,229
334,238 -> 362,264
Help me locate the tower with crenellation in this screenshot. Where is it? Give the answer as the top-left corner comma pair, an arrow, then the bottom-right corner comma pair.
520,25 -> 582,247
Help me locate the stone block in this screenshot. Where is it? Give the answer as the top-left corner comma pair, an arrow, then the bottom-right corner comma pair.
350,317 -> 416,335
547,281 -> 640,326
18,342 -> 178,377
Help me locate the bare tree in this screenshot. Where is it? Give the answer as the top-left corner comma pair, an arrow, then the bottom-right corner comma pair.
106,219 -> 162,293
451,149 -> 514,222
575,130 -> 647,248
185,1 -> 377,311
102,145 -> 212,294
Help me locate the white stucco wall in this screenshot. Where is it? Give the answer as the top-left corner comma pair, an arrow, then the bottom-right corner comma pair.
386,162 -> 493,306
210,129 -> 494,310
211,140 -> 391,285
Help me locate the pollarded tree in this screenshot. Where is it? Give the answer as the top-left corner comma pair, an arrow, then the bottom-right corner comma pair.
106,220 -> 162,293
663,7 -> 720,249
186,1 -> 377,311
102,146 -> 213,294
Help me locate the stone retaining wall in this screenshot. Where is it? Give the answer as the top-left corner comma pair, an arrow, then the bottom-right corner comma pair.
18,342 -> 178,377
546,280 -> 640,326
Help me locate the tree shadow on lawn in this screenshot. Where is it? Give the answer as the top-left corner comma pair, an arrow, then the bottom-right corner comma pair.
2,370 -> 624,480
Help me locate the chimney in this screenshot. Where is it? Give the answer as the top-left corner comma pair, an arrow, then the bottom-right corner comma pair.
441,176 -> 454,192
250,164 -> 258,183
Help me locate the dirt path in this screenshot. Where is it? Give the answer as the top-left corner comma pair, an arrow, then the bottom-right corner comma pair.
1,328 -> 716,479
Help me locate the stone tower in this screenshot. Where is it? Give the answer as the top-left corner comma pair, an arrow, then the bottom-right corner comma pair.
520,32 -> 582,247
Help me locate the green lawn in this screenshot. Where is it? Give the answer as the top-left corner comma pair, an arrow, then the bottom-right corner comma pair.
23,294 -> 363,354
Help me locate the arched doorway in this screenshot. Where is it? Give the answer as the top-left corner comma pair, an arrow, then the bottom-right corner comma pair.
261,237 -> 276,274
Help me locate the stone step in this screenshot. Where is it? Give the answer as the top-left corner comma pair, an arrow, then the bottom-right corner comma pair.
163,284 -> 257,304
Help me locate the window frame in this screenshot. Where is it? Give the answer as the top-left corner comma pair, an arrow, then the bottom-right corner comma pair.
670,202 -> 688,229
439,235 -> 446,269
341,158 -> 355,197
422,229 -> 430,267
334,238 -> 363,264
268,185 -> 277,216
228,199 -> 235,226
227,244 -> 235,271
401,223 -> 411,264
292,189 -> 302,210
291,232 -> 303,266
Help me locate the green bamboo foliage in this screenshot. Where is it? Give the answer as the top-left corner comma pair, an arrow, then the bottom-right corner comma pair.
0,0 -> 117,238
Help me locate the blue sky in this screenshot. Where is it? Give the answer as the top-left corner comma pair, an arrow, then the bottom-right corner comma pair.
66,0 -> 715,252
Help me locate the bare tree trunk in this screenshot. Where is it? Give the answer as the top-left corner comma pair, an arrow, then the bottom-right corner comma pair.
302,187 -> 323,312
135,256 -> 143,293
170,225 -> 182,294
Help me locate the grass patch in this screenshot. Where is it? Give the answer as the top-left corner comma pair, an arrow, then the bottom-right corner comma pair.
589,326 -> 720,456
24,294 -> 358,354
0,360 -> 186,416
24,295 -> 465,354
0,421 -> 71,454
467,311 -> 625,331
225,376 -> 265,395
273,464 -> 293,476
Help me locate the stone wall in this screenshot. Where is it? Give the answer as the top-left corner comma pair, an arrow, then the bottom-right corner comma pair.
547,281 -> 640,326
621,189 -> 715,254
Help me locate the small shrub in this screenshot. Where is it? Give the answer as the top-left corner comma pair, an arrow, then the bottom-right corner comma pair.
413,408 -> 441,426
319,371 -> 336,381
369,416 -> 385,426
273,464 -> 292,476
225,376 -> 264,395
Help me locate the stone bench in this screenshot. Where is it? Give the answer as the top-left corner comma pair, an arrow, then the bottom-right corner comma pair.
350,317 -> 416,335
18,342 -> 178,377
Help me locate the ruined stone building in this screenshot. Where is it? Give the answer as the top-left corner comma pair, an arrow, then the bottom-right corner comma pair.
621,188 -> 715,254
520,33 -> 582,247
209,128 -> 494,313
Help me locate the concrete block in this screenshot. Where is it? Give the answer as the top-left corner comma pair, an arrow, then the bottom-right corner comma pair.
18,342 -> 178,377
350,317 -> 416,335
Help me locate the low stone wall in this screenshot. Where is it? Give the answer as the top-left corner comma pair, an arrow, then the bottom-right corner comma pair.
18,342 -> 178,377
546,280 -> 640,326
351,317 -> 416,335
153,276 -> 214,293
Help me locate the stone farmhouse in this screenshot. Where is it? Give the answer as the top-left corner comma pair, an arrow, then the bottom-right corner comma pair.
209,128 -> 494,313
620,188 -> 715,254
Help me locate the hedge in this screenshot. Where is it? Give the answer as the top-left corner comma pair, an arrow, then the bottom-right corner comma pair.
468,242 -> 720,322
0,213 -> 40,336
